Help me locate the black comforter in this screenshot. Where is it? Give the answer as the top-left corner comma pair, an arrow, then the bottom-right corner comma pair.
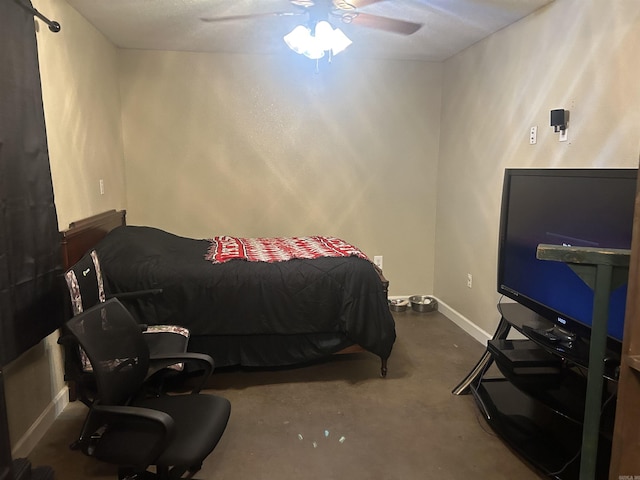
95,226 -> 395,367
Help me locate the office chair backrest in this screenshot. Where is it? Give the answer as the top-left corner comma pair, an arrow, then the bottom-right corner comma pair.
65,299 -> 150,406
65,298 -> 230,480
64,249 -> 105,314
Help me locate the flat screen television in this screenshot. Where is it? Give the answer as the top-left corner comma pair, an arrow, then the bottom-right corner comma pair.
497,168 -> 637,354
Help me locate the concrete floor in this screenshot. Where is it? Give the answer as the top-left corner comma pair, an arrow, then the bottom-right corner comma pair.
27,310 -> 543,479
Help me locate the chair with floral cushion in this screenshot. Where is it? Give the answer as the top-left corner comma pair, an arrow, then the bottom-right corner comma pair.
65,298 -> 230,480
60,249 -> 190,408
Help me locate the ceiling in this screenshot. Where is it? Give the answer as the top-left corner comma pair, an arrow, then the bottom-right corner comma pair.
63,0 -> 554,62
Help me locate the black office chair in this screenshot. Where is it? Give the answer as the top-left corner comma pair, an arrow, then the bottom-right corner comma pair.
65,298 -> 231,480
61,249 -> 190,407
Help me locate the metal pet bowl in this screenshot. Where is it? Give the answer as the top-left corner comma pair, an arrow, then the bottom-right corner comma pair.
388,298 -> 409,312
409,295 -> 438,313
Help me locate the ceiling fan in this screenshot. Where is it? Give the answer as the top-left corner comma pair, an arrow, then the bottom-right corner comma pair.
202,0 -> 422,35
201,0 -> 422,60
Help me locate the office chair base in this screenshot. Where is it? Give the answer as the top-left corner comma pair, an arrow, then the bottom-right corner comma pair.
118,465 -> 201,480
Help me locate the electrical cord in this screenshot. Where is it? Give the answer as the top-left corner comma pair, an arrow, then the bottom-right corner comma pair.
547,389 -> 617,476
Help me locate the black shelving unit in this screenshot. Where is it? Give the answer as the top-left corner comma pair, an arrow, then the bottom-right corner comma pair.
453,301 -> 619,480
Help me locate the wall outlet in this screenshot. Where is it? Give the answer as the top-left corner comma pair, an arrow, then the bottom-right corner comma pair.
99,179 -> 105,195
373,256 -> 383,270
529,126 -> 537,145
467,273 -> 473,288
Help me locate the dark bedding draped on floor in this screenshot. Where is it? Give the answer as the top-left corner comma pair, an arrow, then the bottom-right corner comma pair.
0,0 -> 64,366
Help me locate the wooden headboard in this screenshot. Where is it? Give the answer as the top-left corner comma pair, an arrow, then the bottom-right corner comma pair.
59,209 -> 126,268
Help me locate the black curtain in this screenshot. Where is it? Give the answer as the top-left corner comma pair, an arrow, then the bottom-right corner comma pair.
0,0 -> 65,366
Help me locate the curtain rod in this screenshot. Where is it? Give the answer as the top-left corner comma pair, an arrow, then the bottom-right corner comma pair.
14,0 -> 61,32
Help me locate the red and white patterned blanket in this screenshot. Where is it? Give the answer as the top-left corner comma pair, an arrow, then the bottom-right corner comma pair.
205,236 -> 369,264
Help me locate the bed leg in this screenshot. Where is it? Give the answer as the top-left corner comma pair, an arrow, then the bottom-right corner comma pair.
380,358 -> 388,378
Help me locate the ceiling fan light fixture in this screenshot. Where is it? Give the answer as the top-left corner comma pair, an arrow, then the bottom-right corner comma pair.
284,25 -> 325,59
283,25 -> 312,54
330,27 -> 352,55
314,20 -> 335,51
303,42 -> 326,60
284,20 -> 352,60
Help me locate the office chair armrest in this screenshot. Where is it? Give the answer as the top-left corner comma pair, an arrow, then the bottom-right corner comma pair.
91,404 -> 175,430
84,404 -> 176,466
148,352 -> 214,393
106,289 -> 163,301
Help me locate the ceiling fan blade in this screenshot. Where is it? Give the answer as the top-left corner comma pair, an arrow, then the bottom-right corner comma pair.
201,12 -> 303,23
334,0 -> 384,9
342,12 -> 422,35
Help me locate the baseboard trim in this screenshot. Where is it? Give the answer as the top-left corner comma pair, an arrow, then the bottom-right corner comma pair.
435,298 -> 492,345
390,295 -> 491,345
11,386 -> 69,459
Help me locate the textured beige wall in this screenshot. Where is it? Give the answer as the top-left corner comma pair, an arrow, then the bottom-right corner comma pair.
435,0 -> 640,337
4,0 -> 127,453
119,50 -> 442,296
36,0 -> 127,229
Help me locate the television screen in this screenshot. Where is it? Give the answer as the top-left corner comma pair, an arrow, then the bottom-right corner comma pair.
497,168 -> 637,348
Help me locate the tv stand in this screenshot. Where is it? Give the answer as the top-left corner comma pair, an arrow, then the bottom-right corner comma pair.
454,245 -> 630,480
454,303 -> 616,479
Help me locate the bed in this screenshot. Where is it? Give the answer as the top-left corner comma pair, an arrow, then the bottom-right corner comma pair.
60,210 -> 395,377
